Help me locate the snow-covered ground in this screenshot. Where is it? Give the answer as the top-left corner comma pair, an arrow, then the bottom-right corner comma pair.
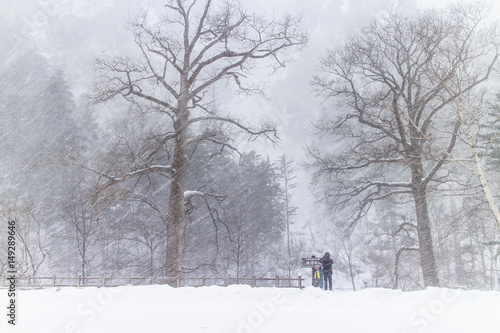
2,284 -> 500,333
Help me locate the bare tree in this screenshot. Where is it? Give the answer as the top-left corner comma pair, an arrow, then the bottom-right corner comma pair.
91,0 -> 306,278
123,212 -> 166,277
308,2 -> 499,287
1,200 -> 49,277
62,186 -> 100,278
274,235 -> 306,286
278,155 -> 298,280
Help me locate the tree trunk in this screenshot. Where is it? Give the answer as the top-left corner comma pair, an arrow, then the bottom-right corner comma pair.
150,247 -> 155,277
412,178 -> 440,287
472,144 -> 500,232
165,105 -> 189,278
348,254 -> 357,291
450,194 -> 466,287
165,161 -> 185,278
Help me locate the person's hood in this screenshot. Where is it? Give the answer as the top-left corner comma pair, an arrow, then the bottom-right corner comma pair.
324,252 -> 330,258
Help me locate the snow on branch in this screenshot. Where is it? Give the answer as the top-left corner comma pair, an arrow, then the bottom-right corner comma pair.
183,189 -> 231,252
91,165 -> 173,205
183,190 -> 205,200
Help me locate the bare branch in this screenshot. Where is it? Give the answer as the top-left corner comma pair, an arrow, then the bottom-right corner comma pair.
189,115 -> 277,141
91,165 -> 173,205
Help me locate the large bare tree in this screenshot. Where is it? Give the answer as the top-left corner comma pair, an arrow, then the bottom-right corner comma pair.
91,0 -> 306,278
308,2 -> 499,287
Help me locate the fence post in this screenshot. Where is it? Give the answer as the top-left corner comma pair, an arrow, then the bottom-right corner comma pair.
151,276 -> 156,285
226,276 -> 231,286
102,275 -> 106,287
52,275 -> 56,288
275,276 -> 279,288
252,276 -> 256,288
176,276 -> 181,287
298,276 -> 302,289
77,275 -> 81,288
27,275 -> 31,288
127,275 -> 131,285
201,276 -> 206,287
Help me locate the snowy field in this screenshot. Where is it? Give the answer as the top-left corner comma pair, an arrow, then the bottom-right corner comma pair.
2,285 -> 500,333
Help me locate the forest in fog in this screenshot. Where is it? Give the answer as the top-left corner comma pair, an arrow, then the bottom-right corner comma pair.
1,0 -> 500,291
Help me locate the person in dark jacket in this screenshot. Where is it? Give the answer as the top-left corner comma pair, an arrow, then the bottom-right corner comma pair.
320,252 -> 333,291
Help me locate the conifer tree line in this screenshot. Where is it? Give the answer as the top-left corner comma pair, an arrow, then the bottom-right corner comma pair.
1,0 -> 500,290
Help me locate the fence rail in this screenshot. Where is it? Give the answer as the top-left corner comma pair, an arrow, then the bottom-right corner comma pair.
0,274 -> 304,289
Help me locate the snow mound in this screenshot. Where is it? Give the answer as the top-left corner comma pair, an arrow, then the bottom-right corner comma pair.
2,285 -> 499,332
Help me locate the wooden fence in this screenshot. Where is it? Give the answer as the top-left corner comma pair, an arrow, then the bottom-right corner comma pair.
0,274 -> 304,289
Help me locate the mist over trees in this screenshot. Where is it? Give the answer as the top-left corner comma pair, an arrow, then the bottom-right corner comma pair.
1,0 -> 500,291
308,1 -> 500,288
88,0 -> 306,279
